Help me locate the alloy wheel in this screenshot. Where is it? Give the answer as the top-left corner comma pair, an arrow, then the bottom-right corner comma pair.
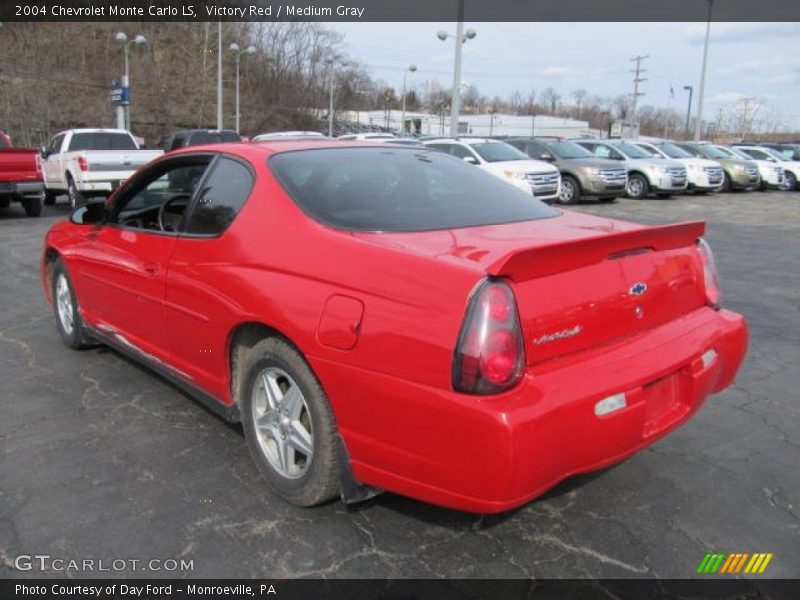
55,273 -> 74,336
251,367 -> 314,479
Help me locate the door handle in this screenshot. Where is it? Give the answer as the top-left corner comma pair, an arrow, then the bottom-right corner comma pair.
143,263 -> 159,276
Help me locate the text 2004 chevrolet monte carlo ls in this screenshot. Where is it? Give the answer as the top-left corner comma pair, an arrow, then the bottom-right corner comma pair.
41,141 -> 747,513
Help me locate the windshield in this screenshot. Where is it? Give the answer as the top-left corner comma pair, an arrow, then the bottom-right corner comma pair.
616,142 -> 652,159
269,147 -> 558,232
656,142 -> 692,159
470,141 -> 530,162
759,148 -> 785,161
68,132 -> 137,151
632,144 -> 663,158
547,141 -> 593,159
712,145 -> 739,158
701,145 -> 731,159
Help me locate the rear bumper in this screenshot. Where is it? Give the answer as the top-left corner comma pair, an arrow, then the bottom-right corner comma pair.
315,306 -> 747,513
0,181 -> 45,199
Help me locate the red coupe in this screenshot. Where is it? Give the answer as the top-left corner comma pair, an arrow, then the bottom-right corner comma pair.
41,141 -> 747,513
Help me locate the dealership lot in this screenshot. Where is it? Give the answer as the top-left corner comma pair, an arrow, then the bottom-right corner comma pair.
0,192 -> 797,579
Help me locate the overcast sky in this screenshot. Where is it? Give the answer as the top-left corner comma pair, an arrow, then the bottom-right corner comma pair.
329,22 -> 800,130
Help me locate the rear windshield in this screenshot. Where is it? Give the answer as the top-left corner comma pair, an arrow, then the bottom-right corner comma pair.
0,135 -> 8,148
188,131 -> 240,145
68,133 -> 137,151
269,147 -> 558,232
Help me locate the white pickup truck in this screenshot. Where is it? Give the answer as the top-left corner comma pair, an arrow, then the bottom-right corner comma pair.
41,128 -> 162,208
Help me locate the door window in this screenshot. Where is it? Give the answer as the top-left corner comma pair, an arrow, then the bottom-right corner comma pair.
112,158 -> 212,232
47,134 -> 65,155
183,157 -> 254,235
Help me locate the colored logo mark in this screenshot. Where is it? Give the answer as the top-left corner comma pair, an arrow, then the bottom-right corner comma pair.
697,552 -> 773,574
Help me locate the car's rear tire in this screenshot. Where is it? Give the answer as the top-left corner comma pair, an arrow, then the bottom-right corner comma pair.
23,195 -> 43,217
558,176 -> 581,205
51,258 -> 93,350
240,337 -> 342,507
67,176 -> 85,210
625,173 -> 649,199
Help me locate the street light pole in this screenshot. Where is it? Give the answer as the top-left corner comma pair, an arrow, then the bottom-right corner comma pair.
683,85 -> 694,137
437,0 -> 476,137
401,64 -> 417,135
114,32 -> 147,132
694,0 -> 713,140
326,59 -> 335,137
229,43 -> 256,134
217,22 -> 223,130
123,43 -> 130,129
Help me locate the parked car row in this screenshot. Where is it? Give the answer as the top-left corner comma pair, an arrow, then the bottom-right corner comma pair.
5,125 -> 798,218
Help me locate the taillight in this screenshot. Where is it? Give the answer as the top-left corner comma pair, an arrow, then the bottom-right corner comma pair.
78,156 -> 89,172
34,154 -> 43,178
453,279 -> 525,395
697,238 -> 721,307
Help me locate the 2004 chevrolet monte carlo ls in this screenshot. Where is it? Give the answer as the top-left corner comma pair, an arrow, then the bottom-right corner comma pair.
41,141 -> 748,513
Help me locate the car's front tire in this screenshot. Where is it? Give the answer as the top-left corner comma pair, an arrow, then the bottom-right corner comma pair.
721,172 -> 732,192
240,337 -> 343,507
626,173 -> 649,199
558,176 -> 581,205
784,171 -> 797,191
51,258 -> 93,349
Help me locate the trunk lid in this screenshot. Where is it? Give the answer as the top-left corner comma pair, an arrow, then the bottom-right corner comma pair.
354,211 -> 707,365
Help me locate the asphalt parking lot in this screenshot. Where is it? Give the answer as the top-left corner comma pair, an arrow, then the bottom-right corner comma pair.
0,191 -> 797,579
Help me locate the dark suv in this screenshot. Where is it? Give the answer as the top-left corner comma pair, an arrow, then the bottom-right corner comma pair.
506,138 -> 626,204
160,129 -> 241,152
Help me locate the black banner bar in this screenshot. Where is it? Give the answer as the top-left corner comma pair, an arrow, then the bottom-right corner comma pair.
4,0 -> 800,22
3,579 -> 800,600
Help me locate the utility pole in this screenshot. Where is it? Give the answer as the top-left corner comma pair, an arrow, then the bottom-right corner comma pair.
694,0 -> 714,140
740,97 -> 758,139
629,54 -> 648,139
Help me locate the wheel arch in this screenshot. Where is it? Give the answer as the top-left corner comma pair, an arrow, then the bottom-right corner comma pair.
226,321 -> 310,408
561,171 -> 582,191
42,247 -> 61,304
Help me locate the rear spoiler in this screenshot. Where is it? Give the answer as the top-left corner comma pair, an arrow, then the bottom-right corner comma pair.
487,220 -> 706,282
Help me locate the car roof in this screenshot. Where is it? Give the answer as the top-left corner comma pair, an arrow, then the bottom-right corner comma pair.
166,139 -> 422,159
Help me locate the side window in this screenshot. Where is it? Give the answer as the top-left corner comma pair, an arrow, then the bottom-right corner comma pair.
114,159 -> 212,231
184,157 -> 254,236
48,134 -> 65,154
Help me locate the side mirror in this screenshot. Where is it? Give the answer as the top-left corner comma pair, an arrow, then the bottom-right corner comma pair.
40,146 -> 48,159
70,200 -> 107,226
540,153 -> 554,161
463,156 -> 479,165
